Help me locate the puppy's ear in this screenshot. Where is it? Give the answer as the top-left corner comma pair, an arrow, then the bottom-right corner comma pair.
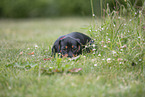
58,40 -> 61,52
76,39 -> 82,54
52,39 -> 61,54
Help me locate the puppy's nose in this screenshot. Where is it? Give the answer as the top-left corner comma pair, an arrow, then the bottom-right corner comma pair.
68,51 -> 73,58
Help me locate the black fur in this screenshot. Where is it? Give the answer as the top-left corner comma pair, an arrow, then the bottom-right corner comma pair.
52,32 -> 93,58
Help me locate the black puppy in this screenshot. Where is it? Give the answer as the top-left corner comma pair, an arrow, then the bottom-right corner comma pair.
52,32 -> 93,58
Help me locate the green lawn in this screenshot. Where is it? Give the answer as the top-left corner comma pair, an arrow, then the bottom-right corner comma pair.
0,16 -> 144,97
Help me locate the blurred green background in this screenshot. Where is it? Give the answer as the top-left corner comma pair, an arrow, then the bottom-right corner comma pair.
0,0 -> 143,18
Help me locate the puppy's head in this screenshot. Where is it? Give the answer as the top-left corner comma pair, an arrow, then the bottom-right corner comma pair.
59,37 -> 82,58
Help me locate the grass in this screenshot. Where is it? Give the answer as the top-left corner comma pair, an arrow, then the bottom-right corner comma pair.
0,13 -> 145,97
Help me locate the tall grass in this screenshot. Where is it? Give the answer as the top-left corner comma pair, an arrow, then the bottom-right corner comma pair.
87,0 -> 144,68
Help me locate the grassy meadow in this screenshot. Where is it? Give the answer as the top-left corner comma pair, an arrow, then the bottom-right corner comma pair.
0,14 -> 144,97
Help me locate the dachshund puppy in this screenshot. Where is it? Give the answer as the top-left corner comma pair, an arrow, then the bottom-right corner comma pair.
52,32 -> 94,58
